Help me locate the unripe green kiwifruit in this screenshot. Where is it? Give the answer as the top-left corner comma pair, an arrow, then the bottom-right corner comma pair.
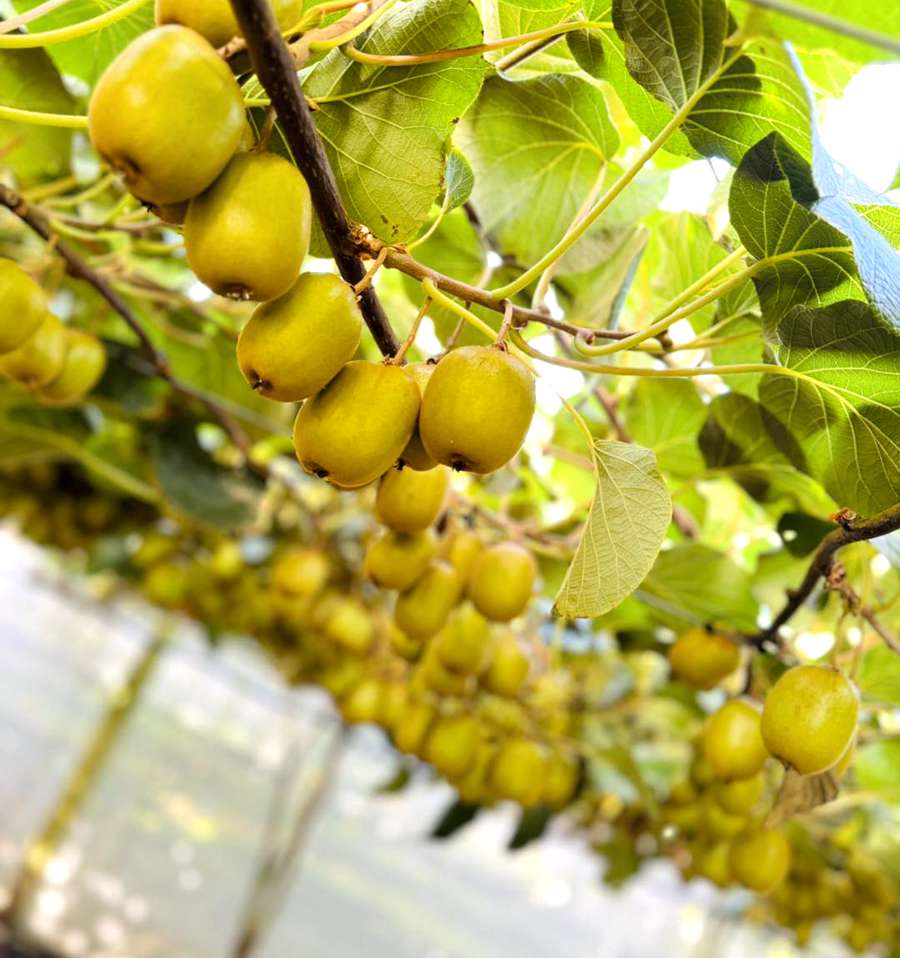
542,750 -> 579,809
393,559 -> 462,640
88,26 -> 245,205
703,700 -> 768,781
695,840 -> 733,888
442,528 -> 484,579
466,542 -> 536,622
155,0 -> 303,48
363,529 -> 435,591
339,677 -> 383,725
761,665 -> 859,776
730,829 -> 791,892
185,152 -> 311,301
481,632 -> 530,697
668,628 -> 740,689
716,772 -> 765,815
391,698 -> 436,755
318,596 -> 374,655
36,330 -> 106,406
420,345 -> 535,474
0,312 -> 66,388
489,737 -> 545,806
433,603 -> 493,675
271,547 -> 330,597
400,362 -> 437,470
238,272 -> 362,401
0,259 -> 47,354
375,464 -> 450,534
292,361 -> 420,488
425,714 -> 480,780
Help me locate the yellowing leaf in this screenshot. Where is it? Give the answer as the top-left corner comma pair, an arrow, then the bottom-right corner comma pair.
554,440 -> 671,619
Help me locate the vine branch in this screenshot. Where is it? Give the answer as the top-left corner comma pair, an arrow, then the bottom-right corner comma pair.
750,503 -> 900,647
229,0 -> 400,356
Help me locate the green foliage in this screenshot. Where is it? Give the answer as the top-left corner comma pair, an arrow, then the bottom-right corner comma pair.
150,419 -> 263,528
10,0 -> 155,86
554,440 -> 670,619
304,0 -> 485,245
0,49 -> 74,184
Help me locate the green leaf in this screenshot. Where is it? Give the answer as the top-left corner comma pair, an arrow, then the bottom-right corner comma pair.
610,0 -> 811,163
857,645 -> 900,705
554,226 -> 648,330
730,133 -> 865,328
459,73 -> 618,264
614,0 -> 730,112
10,0 -> 155,87
304,0 -> 485,245
430,799 -> 481,839
624,379 -> 706,479
633,212 -> 738,332
554,440 -> 671,619
567,24 -> 605,77
508,805 -> 552,849
640,542 -> 759,630
760,301 -> 900,515
150,419 -> 263,529
700,394 -> 835,514
443,147 -> 474,211
855,741 -> 900,793
0,49 -> 74,185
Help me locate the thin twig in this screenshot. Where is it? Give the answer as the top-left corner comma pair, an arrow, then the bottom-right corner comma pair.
826,562 -> 900,653
229,0 -> 400,356
749,504 -> 900,647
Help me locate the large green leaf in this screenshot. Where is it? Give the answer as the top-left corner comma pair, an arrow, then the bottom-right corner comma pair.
554,440 -> 671,619
760,301 -> 900,515
640,542 -> 759,630
459,73 -> 618,264
624,379 -> 706,479
0,49 -> 74,185
10,0 -> 155,87
607,0 -> 811,163
699,392 -> 835,514
857,645 -> 900,705
729,133 -> 864,327
614,0 -> 730,112
855,741 -> 900,793
304,0 -> 485,245
150,419 -> 263,529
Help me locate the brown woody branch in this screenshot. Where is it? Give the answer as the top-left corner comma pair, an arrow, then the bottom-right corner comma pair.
0,183 -> 257,463
229,0 -> 399,356
749,503 -> 900,647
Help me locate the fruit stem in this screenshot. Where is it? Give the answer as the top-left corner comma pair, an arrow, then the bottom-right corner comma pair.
390,295 -> 432,365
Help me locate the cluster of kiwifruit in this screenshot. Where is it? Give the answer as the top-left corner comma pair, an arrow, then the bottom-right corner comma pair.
87,14 -> 538,492
0,259 -> 106,406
